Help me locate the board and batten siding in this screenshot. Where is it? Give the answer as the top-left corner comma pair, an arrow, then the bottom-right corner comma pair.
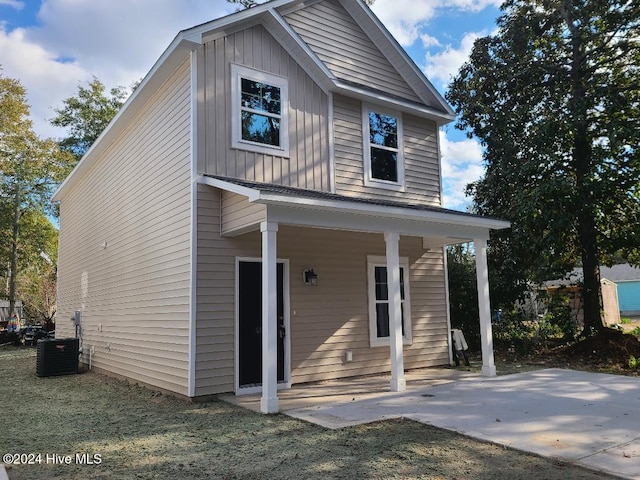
195,186 -> 449,395
285,0 -> 421,103
333,95 -> 441,205
56,60 -> 193,396
200,24 -> 330,191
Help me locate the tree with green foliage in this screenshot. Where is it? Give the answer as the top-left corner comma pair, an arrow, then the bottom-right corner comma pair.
0,70 -> 73,317
50,77 -> 128,161
15,211 -> 58,327
446,244 -> 480,350
447,0 -> 640,335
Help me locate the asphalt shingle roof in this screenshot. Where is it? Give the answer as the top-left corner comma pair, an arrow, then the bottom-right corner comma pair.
206,174 -> 504,223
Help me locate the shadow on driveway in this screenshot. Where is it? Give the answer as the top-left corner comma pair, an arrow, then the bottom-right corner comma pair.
285,369 -> 640,480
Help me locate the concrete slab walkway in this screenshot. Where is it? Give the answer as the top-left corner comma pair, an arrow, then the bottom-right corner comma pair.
224,368 -> 640,479
284,369 -> 640,479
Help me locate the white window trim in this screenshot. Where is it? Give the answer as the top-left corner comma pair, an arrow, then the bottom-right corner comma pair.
362,104 -> 405,192
231,64 -> 290,157
367,255 -> 412,347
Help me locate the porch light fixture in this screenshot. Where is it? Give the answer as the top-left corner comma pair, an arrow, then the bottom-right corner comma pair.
303,268 -> 318,286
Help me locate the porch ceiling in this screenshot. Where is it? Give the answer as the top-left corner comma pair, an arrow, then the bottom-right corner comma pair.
199,175 -> 510,241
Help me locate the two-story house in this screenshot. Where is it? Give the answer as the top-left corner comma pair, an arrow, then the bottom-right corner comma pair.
53,0 -> 509,413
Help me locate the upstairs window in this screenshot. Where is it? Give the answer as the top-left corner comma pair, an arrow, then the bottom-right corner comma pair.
231,65 -> 289,157
363,105 -> 404,191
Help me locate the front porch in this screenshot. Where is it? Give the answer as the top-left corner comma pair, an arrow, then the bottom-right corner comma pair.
197,175 -> 510,412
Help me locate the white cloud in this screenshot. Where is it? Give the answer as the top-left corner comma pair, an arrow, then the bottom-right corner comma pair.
371,0 -> 500,47
371,0 -> 437,46
420,33 -> 441,48
424,31 -> 481,87
1,0 -> 232,139
0,0 -> 23,8
0,25 -> 88,138
439,131 -> 485,210
444,0 -> 502,11
29,0 -> 229,78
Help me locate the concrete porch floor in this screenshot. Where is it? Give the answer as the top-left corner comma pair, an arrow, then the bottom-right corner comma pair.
220,366 -> 478,413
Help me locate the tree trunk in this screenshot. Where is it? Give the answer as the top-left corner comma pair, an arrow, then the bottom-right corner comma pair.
8,184 -> 20,317
565,0 -> 604,335
574,113 -> 603,334
578,213 -> 603,334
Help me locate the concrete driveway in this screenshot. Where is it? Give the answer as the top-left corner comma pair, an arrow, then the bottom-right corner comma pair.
284,369 -> 640,479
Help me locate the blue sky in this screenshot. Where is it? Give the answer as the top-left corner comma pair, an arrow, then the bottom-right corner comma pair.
0,0 -> 502,210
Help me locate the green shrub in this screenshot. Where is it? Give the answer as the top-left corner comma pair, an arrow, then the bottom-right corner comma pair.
493,309 -> 537,353
621,317 -> 632,324
628,355 -> 638,370
543,292 -> 578,341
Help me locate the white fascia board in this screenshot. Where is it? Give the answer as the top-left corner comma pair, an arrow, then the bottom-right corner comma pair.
195,6 -> 335,93
256,193 -> 510,231
53,37 -> 199,202
261,10 -> 336,93
197,176 -> 261,202
277,0 -> 324,16
339,0 -> 456,118
198,177 -> 508,234
267,204 -> 494,239
181,0 -> 302,41
334,80 -> 455,126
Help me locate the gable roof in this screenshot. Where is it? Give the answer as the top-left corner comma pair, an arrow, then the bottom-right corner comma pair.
338,0 -> 453,116
184,0 -> 453,120
53,0 -> 453,202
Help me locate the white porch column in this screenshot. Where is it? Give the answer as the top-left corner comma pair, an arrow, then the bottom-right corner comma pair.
261,221 -> 279,413
385,231 -> 406,392
475,237 -> 496,377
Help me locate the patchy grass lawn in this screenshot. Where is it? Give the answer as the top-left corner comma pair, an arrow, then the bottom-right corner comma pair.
0,347 -> 619,480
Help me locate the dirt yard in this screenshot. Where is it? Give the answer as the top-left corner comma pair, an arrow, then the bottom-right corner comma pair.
0,348 -> 624,479
487,327 -> 640,377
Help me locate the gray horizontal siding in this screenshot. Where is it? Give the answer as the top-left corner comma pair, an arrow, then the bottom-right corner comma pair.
195,184 -> 259,395
56,60 -> 192,396
333,95 -> 442,205
285,0 -> 421,102
194,187 -> 449,394
283,229 -> 449,384
220,191 -> 267,235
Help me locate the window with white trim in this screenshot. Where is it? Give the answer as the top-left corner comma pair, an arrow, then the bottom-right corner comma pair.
363,105 -> 404,191
367,255 -> 412,347
231,64 -> 289,157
